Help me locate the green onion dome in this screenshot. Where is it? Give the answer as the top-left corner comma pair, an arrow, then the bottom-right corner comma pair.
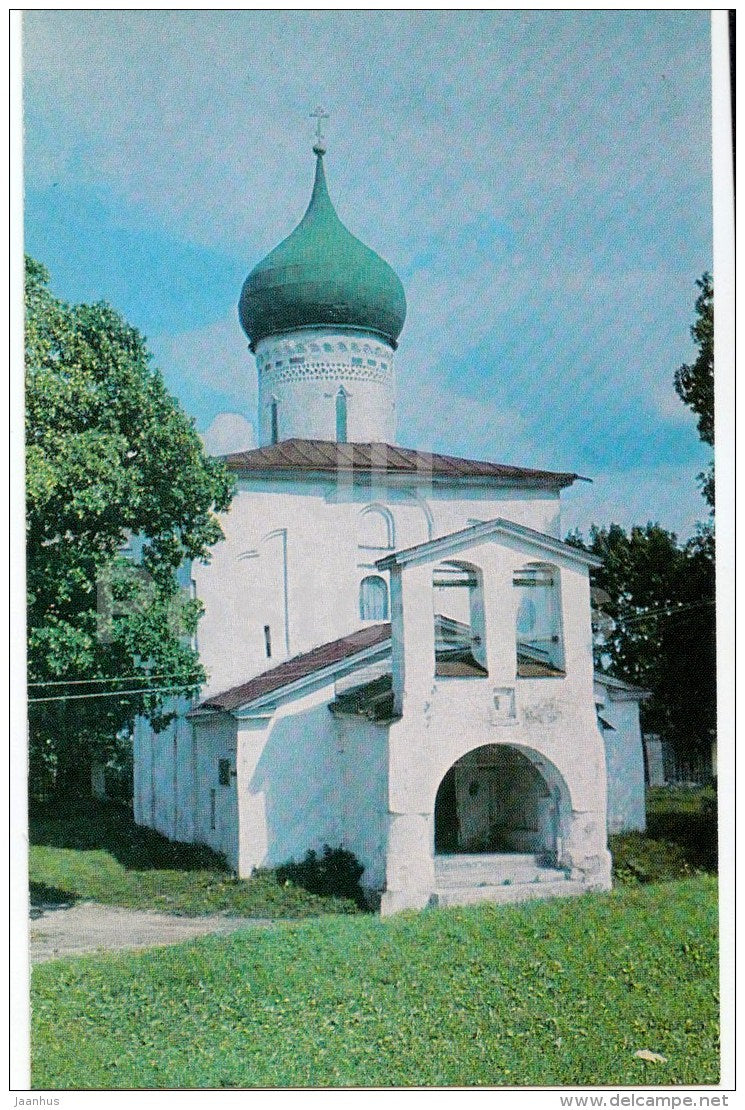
239,150 -> 407,351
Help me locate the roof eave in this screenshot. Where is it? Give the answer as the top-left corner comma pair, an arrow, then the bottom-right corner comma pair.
376,518 -> 603,571
223,461 -> 580,491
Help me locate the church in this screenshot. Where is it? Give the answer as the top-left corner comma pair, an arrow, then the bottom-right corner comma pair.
132,128 -> 647,914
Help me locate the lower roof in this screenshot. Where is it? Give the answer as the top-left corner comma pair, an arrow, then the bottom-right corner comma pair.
198,625 -> 647,715
221,439 -> 582,490
198,623 -> 391,713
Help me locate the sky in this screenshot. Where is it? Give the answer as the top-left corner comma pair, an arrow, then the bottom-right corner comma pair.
23,10 -> 713,539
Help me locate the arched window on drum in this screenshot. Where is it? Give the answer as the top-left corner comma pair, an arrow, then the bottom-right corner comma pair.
359,575 -> 389,621
335,388 -> 348,443
514,563 -> 565,675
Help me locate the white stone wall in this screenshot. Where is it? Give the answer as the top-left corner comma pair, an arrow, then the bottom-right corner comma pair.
193,477 -> 562,698
133,703 -> 239,866
255,328 -> 396,444
136,526 -> 617,909
192,714 -> 239,865
334,715 -> 389,890
595,681 -> 647,832
232,684 -> 389,888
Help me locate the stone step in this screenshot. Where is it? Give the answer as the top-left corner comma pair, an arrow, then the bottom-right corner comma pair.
430,879 -> 590,909
436,867 -> 569,887
436,853 -> 546,868
434,854 -> 568,888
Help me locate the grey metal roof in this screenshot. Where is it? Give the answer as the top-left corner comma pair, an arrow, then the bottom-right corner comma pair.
594,671 -> 651,698
221,439 -> 582,489
329,673 -> 398,722
198,623 -> 391,712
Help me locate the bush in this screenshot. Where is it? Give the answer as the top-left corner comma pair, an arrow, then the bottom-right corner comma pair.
646,785 -> 718,873
275,845 -> 367,908
610,833 -> 693,885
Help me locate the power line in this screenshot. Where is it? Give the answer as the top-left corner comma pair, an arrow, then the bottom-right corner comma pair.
600,600 -> 715,628
28,684 -> 199,705
27,672 -> 203,689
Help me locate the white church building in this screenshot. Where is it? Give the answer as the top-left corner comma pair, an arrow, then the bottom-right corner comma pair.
133,134 -> 647,914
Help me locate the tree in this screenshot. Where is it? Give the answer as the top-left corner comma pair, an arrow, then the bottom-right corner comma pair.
675,272 -> 714,509
25,257 -> 235,798
572,521 -> 715,759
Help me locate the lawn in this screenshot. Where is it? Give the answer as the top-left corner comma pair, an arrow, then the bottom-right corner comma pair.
30,800 -> 364,918
31,875 -> 719,1088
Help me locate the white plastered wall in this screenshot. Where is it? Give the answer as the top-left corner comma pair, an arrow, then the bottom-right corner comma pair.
255,328 -> 396,444
595,680 -> 647,833
232,682 -> 389,888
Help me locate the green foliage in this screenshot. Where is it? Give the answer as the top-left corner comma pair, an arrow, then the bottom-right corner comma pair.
674,272 -> 714,509
274,846 -> 367,908
25,256 -> 235,794
675,272 -> 714,447
611,786 -> 717,885
30,877 -> 719,1087
29,801 -> 362,918
610,835 -> 693,885
576,522 -> 715,756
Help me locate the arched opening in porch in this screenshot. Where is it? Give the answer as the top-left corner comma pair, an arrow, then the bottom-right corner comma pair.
433,744 -> 569,864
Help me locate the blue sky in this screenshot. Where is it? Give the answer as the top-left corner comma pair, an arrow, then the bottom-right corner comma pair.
23,10 -> 712,538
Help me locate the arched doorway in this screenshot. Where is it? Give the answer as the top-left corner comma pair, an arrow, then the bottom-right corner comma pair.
434,744 -> 565,863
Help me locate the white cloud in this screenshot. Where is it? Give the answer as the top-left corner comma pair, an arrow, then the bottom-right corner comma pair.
200,412 -> 255,456
149,315 -> 257,420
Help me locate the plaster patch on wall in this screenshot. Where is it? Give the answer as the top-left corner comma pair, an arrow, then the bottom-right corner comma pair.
523,700 -> 561,725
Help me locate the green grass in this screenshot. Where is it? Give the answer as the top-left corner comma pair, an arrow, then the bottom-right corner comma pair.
30,801 -> 363,918
31,875 -> 719,1088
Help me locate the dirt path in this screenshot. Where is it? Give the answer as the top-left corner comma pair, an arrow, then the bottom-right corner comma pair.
30,901 -> 280,964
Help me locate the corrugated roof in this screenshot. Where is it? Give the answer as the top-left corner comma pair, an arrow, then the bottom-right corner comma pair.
221,439 -> 581,489
329,674 -> 398,722
594,672 -> 651,698
196,622 -> 647,717
199,623 -> 392,712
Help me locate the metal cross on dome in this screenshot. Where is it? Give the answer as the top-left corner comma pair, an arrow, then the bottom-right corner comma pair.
310,106 -> 329,150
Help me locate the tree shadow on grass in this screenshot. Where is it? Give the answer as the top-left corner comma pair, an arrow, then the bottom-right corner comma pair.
29,882 -> 80,918
29,798 -> 229,873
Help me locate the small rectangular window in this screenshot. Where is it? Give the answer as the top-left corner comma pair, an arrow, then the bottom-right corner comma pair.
264,624 -> 272,658
218,759 -> 231,786
210,788 -> 216,830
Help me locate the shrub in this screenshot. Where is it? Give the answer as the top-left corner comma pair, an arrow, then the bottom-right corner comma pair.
610,833 -> 693,884
275,845 -> 367,908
